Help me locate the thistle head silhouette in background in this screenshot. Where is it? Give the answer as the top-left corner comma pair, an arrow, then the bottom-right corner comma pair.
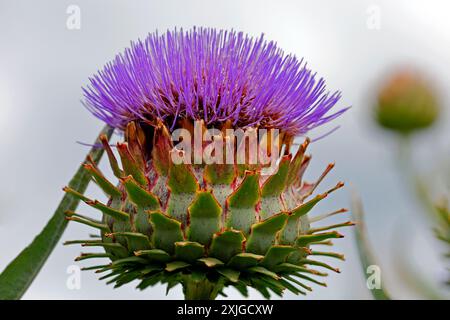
374,69 -> 440,134
64,28 -> 351,300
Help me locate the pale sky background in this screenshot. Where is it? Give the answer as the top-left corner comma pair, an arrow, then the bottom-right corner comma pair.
0,0 -> 449,299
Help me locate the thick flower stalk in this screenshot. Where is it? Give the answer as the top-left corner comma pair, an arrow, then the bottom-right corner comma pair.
64,28 -> 351,299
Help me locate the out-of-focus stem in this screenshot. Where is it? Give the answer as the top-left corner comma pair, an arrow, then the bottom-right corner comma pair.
351,192 -> 391,300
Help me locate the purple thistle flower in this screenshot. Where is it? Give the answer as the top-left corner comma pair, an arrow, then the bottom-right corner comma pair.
59,28 -> 352,300
83,27 -> 347,136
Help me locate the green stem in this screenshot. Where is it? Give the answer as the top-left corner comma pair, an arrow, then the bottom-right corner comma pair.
394,134 -> 448,299
0,125 -> 113,300
182,277 -> 219,300
396,135 -> 439,221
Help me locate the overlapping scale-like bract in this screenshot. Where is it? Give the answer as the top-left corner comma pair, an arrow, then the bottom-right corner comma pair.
64,121 -> 352,299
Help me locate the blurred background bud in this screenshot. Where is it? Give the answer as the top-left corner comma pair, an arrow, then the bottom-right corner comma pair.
375,70 -> 440,134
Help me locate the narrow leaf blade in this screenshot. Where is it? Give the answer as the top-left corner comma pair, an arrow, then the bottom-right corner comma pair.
351,192 -> 391,300
0,125 -> 113,300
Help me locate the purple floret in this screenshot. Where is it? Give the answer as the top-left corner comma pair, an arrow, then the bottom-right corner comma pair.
83,27 -> 347,136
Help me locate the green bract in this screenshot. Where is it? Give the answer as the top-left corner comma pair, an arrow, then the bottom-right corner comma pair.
435,202 -> 450,286
64,121 -> 351,300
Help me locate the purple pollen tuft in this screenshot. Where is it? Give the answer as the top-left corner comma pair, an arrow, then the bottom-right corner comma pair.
83,27 -> 347,136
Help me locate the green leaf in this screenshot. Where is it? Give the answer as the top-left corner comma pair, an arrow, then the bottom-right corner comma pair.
273,263 -> 328,276
112,270 -> 142,288
87,200 -> 129,221
299,258 -> 340,273
231,281 -> 249,297
81,242 -> 128,259
310,251 -> 345,261
296,231 -> 343,247
280,194 -> 326,244
286,138 -> 309,186
308,221 -> 355,234
164,273 -> 182,295
175,241 -> 205,263
110,232 -> 152,252
137,271 -> 164,290
209,230 -> 245,262
250,278 -> 273,298
260,155 -> 291,219
134,249 -> 171,263
246,213 -> 288,255
277,277 -> 305,295
217,268 -> 240,283
261,155 -> 291,198
191,269 -> 207,282
110,256 -> 148,266
351,193 -> 391,300
75,253 -> 112,261
167,163 -> 198,194
285,246 -> 310,264
248,266 -> 280,279
100,134 -> 123,178
283,274 -> 312,292
65,213 -> 109,232
251,277 -> 283,299
255,276 -> 285,297
261,245 -> 296,268
197,257 -> 224,268
227,253 -> 264,269
187,191 -> 221,246
151,122 -> 172,177
166,163 -> 199,227
166,261 -> 191,272
149,211 -> 184,254
0,125 -> 113,300
227,172 -> 260,208
294,273 -> 327,287
226,172 -> 260,235
204,163 -> 235,185
117,142 -> 147,186
83,163 -> 121,199
121,175 -> 160,210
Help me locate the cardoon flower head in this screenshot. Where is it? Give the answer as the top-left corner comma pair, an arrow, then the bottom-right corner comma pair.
65,28 -> 352,300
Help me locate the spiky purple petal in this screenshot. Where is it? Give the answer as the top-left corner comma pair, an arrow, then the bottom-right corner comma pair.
83,28 -> 346,136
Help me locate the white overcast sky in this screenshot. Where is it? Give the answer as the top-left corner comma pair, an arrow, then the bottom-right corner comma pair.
0,0 -> 449,299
